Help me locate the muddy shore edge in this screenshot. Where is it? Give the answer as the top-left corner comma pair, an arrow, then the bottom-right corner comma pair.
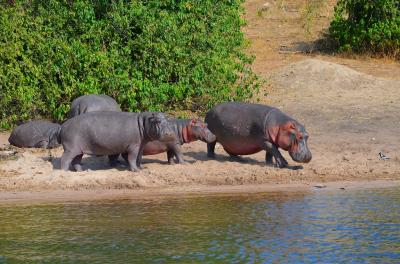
1,180 -> 399,205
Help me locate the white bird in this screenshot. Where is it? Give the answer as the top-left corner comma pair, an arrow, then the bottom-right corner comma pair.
379,152 -> 390,161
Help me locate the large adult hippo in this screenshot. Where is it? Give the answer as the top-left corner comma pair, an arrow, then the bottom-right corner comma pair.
205,102 -> 312,168
134,119 -> 216,164
69,94 -> 121,118
8,121 -> 61,149
59,111 -> 175,172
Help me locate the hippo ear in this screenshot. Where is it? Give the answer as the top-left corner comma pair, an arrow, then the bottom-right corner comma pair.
267,125 -> 280,144
283,122 -> 296,132
149,113 -> 161,124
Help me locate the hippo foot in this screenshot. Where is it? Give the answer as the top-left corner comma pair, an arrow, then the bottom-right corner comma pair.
110,160 -> 124,167
275,158 -> 289,169
287,165 -> 303,170
229,155 -> 247,163
275,160 -> 288,168
207,153 -> 216,159
73,164 -> 84,172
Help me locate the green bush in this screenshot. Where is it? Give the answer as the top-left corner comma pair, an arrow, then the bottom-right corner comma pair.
0,0 -> 259,128
329,0 -> 400,55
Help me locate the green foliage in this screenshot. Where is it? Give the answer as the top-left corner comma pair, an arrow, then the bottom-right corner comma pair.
0,0 -> 259,127
329,0 -> 400,55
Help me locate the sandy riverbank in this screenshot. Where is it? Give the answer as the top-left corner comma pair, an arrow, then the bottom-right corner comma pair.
0,180 -> 399,205
0,0 -> 399,203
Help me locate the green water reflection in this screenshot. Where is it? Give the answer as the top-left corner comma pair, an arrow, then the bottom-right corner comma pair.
0,188 -> 399,263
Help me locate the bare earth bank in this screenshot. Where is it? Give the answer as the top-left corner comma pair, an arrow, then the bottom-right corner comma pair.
1,0 -> 400,203
1,59 -> 399,203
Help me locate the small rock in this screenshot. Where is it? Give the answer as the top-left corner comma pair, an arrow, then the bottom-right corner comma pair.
262,2 -> 271,10
379,152 -> 389,161
314,184 -> 327,188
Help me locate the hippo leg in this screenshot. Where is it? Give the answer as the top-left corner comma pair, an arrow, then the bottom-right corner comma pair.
265,152 -> 274,166
136,146 -> 145,168
168,144 -> 186,164
108,154 -> 120,167
122,153 -> 129,164
264,141 -> 288,168
226,151 -> 246,163
126,145 -> 143,171
72,154 -> 84,172
61,151 -> 77,171
126,150 -> 140,172
167,150 -> 176,164
207,142 -> 216,158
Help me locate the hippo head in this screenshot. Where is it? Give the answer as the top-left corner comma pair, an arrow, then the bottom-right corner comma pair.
145,113 -> 175,142
186,119 -> 216,143
48,133 -> 60,149
47,126 -> 61,149
268,120 -> 312,163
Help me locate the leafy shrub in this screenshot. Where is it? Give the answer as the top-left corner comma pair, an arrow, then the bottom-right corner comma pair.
329,0 -> 400,56
0,0 -> 259,128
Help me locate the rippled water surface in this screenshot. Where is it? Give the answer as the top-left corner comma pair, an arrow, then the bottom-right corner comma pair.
0,188 -> 399,263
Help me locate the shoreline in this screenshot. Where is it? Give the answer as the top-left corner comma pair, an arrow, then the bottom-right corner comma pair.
1,179 -> 399,205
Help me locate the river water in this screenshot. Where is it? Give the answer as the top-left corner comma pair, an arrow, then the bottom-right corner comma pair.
0,187 -> 399,263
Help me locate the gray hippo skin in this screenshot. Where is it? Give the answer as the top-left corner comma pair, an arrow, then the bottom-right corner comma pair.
60,111 -> 174,172
8,121 -> 61,149
69,94 -> 121,118
128,119 -> 216,164
205,102 -> 312,168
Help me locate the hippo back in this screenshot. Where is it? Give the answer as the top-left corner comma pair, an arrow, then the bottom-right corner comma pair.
8,121 -> 61,149
69,94 -> 121,118
206,102 -> 274,138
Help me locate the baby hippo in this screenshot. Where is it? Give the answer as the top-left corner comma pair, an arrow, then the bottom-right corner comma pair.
69,94 -> 121,118
8,120 -> 61,149
139,119 -> 216,164
205,102 -> 312,168
59,111 -> 174,172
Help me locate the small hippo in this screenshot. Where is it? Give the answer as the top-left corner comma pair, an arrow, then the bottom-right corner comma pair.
69,94 -> 121,118
138,119 -> 216,164
8,121 -> 61,149
205,102 -> 312,168
59,111 -> 174,172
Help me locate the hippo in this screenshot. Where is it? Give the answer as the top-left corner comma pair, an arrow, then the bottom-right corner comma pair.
205,102 -> 312,168
120,119 -> 216,164
69,94 -> 121,118
59,111 -> 175,172
8,121 -> 61,149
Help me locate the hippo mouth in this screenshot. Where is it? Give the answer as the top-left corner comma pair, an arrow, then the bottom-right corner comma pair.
202,133 -> 216,143
289,150 -> 312,163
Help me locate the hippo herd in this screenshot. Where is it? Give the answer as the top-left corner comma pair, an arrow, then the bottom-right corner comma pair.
8,94 -> 312,172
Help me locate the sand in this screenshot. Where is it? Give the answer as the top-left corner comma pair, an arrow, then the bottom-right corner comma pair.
1,59 -> 399,203
1,0 -> 399,203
